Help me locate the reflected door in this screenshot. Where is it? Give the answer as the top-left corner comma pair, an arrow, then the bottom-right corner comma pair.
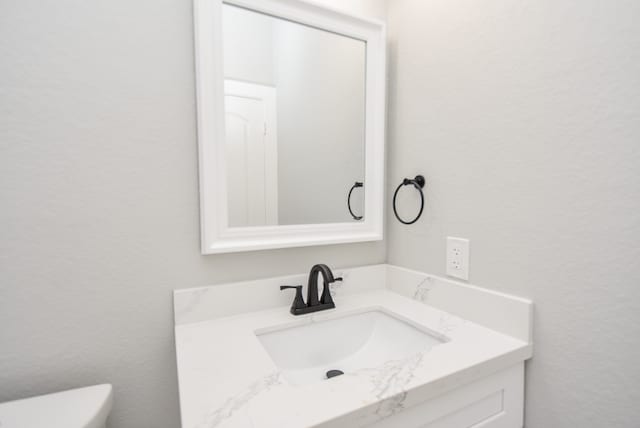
224,80 -> 278,227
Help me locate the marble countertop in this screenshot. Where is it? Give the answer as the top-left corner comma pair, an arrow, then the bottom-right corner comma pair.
175,289 -> 532,428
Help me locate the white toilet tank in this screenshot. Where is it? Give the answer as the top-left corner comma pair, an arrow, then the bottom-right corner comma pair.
0,384 -> 113,428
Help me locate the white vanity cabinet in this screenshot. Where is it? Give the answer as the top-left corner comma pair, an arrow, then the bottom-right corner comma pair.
364,364 -> 524,428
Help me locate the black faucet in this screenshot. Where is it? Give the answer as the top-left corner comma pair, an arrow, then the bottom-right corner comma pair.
280,264 -> 342,316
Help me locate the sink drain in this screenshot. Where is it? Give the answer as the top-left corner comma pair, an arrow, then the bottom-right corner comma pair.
326,369 -> 344,379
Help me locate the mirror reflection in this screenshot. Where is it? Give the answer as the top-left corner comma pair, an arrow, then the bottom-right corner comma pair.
222,3 -> 366,227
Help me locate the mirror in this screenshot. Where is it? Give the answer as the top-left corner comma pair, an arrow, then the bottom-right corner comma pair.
194,0 -> 385,253
222,4 -> 366,226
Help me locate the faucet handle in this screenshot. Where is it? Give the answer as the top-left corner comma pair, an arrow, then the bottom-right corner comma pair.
280,285 -> 306,314
280,285 -> 302,291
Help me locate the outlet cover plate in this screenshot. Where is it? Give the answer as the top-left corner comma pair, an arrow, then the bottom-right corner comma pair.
447,237 -> 469,280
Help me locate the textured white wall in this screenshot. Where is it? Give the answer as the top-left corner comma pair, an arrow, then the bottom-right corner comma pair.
386,1 -> 640,427
0,1 -> 386,427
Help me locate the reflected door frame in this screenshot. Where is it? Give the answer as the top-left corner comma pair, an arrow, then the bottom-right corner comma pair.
224,79 -> 278,227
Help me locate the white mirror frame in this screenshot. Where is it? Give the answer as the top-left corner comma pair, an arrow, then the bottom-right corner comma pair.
194,0 -> 386,254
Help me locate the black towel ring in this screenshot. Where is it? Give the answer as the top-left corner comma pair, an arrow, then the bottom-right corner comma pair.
393,175 -> 426,225
347,181 -> 364,221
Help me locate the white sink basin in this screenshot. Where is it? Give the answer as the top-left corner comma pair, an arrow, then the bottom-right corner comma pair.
256,309 -> 446,386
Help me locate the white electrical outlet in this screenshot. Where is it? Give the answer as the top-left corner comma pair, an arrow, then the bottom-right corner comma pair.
446,237 -> 469,280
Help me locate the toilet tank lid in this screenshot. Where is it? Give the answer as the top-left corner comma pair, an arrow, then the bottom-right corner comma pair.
0,384 -> 113,428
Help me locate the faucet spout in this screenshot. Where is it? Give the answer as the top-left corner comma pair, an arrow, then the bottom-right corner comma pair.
307,264 -> 341,308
